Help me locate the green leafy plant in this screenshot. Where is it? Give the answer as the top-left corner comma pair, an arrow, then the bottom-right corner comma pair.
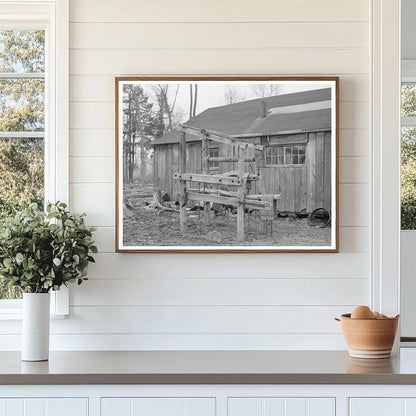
0,202 -> 97,293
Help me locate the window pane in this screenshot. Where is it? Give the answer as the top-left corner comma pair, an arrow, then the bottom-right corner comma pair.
0,137 -> 44,219
0,78 -> 44,131
401,127 -> 416,230
0,30 -> 45,73
0,137 -> 44,299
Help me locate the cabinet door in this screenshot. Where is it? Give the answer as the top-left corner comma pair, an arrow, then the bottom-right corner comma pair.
0,398 -> 88,416
228,398 -> 335,416
101,398 -> 215,416
350,398 -> 416,416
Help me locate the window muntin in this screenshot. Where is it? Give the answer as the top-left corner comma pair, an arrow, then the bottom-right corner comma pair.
265,145 -> 306,166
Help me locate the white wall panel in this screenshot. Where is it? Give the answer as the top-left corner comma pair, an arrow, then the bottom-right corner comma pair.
70,157 -> 115,183
62,0 -> 372,350
69,129 -> 114,157
70,22 -> 368,50
86,253 -> 369,279
70,278 -> 368,306
339,184 -> 369,227
50,305 -> 355,334
70,49 -> 368,76
69,75 -> 369,103
69,183 -> 114,226
339,157 -> 369,183
70,0 -> 369,23
339,129 -> 369,157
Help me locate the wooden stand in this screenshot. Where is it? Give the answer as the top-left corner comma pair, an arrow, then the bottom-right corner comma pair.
174,125 -> 280,242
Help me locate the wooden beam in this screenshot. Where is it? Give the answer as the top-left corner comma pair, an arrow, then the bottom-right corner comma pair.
237,148 -> 246,242
202,136 -> 211,225
246,193 -> 281,201
208,156 -> 255,163
173,173 -> 242,186
188,187 -> 238,198
180,124 -> 263,151
222,171 -> 258,181
179,131 -> 187,234
187,192 -> 272,210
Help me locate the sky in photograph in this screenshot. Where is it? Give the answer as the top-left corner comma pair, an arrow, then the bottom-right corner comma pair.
140,81 -> 331,124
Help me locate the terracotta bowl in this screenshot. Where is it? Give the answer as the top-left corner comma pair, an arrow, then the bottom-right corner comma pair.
337,313 -> 399,359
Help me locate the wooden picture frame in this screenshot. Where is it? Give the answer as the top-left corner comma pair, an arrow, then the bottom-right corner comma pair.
115,77 -> 339,252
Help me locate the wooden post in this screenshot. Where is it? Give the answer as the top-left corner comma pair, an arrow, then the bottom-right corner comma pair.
255,149 -> 270,234
202,135 -> 211,225
237,147 -> 246,243
179,132 -> 187,234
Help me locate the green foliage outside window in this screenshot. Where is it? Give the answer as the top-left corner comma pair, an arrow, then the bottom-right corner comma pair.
0,30 -> 45,298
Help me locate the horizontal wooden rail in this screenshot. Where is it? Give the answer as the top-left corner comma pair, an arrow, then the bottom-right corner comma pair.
187,191 -> 272,210
208,156 -> 255,163
174,173 -> 241,186
180,124 -> 263,151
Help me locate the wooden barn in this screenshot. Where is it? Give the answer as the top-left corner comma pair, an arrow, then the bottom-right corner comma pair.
152,88 -> 333,214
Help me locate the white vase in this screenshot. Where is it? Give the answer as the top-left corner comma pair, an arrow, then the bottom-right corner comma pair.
22,292 -> 50,361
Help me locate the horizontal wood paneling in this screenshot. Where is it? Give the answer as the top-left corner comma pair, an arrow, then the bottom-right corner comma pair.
339,129 -> 369,157
339,227 -> 369,253
69,102 -> 368,130
70,157 -> 115,183
70,0 -> 369,23
69,183 -> 114,226
69,74 -> 369,103
0,305 -> 355,335
70,130 -> 114,157
86,253 -> 369,279
339,184 -> 369,227
70,22 -> 368,50
56,305 -> 353,334
70,278 -> 368,306
0,333 -> 347,350
70,49 -> 368,76
339,157 -> 369,183
60,0 -> 373,351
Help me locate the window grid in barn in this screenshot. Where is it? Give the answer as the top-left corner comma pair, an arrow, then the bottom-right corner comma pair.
265,145 -> 306,166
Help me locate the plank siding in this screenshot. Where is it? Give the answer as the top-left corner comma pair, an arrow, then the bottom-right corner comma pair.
155,129 -> 330,213
60,0 -> 372,351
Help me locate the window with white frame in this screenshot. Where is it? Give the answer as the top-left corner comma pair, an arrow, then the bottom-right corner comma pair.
401,77 -> 416,230
0,0 -> 68,313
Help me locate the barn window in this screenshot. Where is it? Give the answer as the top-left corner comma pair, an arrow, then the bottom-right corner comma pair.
265,145 -> 306,166
209,147 -> 219,168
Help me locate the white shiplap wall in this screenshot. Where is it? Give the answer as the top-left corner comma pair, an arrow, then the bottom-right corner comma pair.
59,0 -> 371,350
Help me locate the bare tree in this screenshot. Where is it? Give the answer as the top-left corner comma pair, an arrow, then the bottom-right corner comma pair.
223,85 -> 245,104
152,84 -> 180,133
251,84 -> 283,98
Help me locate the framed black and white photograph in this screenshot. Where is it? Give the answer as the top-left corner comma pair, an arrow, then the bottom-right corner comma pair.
115,77 -> 339,252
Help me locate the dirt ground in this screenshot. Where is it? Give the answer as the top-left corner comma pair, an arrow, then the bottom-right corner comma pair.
123,187 -> 331,247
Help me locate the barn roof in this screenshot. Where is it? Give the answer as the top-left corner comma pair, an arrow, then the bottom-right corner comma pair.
153,87 -> 332,146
